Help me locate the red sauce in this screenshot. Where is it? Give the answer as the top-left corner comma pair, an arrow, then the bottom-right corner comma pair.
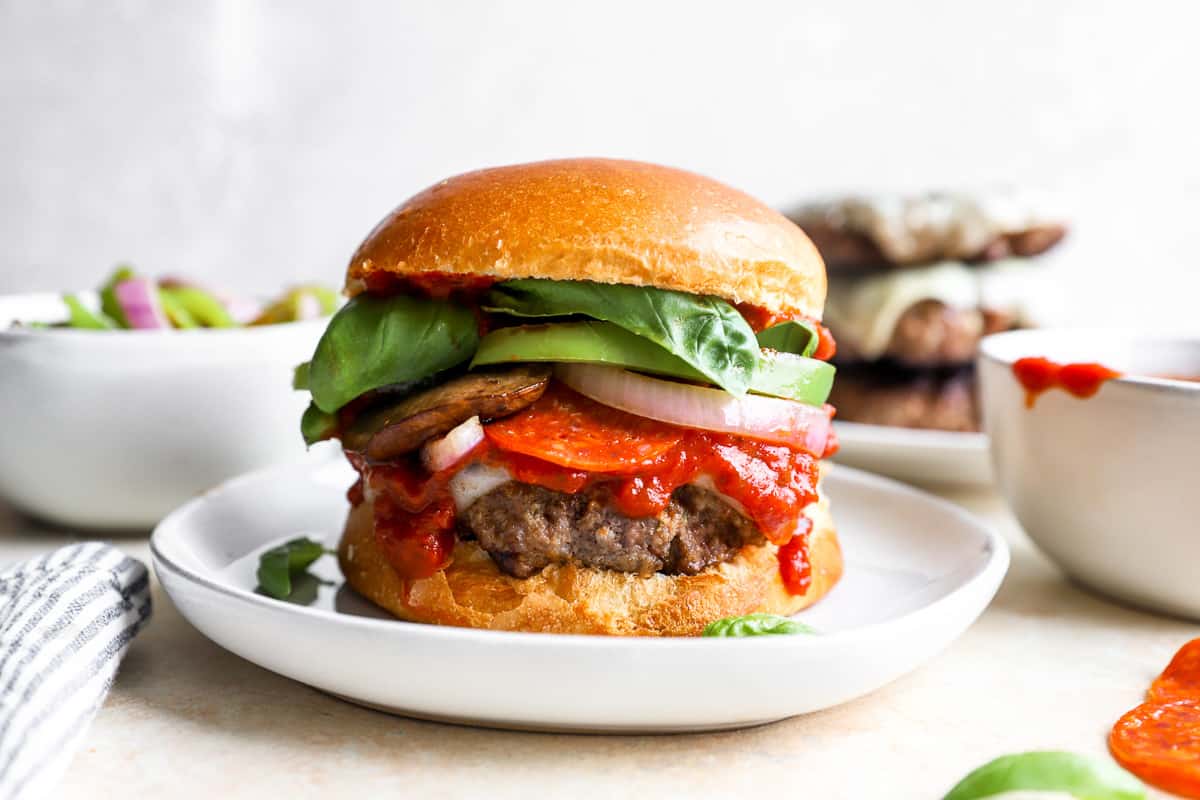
1012,357 -> 1122,408
362,270 -> 497,302
734,303 -> 838,360
353,417 -> 821,592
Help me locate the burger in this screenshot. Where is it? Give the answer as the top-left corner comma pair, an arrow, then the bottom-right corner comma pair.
790,191 -> 1067,431
295,158 -> 842,636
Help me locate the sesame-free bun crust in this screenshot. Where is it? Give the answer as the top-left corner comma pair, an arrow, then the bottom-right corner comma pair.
346,158 -> 827,319
338,487 -> 841,637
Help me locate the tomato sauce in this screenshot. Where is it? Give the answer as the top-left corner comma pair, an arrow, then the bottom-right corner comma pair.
1012,356 -> 1122,408
350,394 -> 822,593
735,303 -> 838,360
1109,638 -> 1200,798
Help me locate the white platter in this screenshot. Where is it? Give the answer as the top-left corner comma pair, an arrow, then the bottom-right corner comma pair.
833,421 -> 993,488
151,450 -> 1008,733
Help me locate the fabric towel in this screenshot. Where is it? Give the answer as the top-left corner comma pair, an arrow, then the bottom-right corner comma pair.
0,543 -> 152,800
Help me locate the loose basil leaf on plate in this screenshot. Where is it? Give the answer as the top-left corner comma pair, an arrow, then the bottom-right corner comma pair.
702,613 -> 816,637
62,294 -> 117,330
483,279 -> 758,395
757,320 -> 819,358
300,402 -> 339,445
307,294 -> 480,413
942,751 -> 1145,800
256,537 -> 330,599
293,361 -> 311,391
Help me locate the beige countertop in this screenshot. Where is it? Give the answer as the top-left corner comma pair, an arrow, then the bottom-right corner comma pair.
2,487 -> 1193,800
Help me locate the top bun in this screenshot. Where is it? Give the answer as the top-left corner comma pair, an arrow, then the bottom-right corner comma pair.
345,158 -> 826,319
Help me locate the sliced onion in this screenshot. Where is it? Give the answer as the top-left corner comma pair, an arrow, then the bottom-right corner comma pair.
447,463 -> 512,511
114,277 -> 170,329
421,416 -> 485,472
556,364 -> 833,455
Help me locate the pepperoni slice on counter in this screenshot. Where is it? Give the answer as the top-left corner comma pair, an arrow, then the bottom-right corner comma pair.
1150,638 -> 1200,703
484,384 -> 683,473
1109,699 -> 1200,798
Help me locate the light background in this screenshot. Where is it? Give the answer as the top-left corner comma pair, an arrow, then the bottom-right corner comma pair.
3,0 -> 1197,325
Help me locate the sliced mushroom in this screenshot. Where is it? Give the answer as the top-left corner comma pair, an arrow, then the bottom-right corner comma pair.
342,365 -> 551,461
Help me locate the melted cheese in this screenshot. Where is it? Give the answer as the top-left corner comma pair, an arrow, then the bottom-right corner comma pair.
824,258 -> 1041,360
799,189 -> 1064,264
447,463 -> 512,511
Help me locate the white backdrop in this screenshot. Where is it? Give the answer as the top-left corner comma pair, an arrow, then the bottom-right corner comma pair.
3,0 -> 1198,325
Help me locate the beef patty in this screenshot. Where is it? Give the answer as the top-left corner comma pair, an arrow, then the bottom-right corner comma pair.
834,301 -> 1017,368
459,483 -> 765,579
829,364 -> 979,432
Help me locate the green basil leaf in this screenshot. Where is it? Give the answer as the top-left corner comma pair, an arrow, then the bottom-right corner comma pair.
307,294 -> 480,413
293,361 -> 311,391
256,537 -> 330,599
702,613 -> 816,637
98,265 -> 137,328
757,320 -> 819,358
62,294 -> 117,330
483,279 -> 758,395
300,402 -> 338,445
943,751 -> 1146,800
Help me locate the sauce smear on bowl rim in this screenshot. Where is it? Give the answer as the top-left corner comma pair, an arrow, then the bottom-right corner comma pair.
1012,356 -> 1123,408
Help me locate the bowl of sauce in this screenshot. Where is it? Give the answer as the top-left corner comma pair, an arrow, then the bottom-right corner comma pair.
978,328 -> 1200,619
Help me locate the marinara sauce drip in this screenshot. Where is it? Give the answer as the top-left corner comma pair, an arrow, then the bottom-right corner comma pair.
350,386 -> 824,594
1012,357 -> 1122,408
735,303 -> 838,361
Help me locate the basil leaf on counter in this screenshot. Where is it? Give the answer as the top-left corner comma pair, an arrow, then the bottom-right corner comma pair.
757,320 -> 819,358
307,294 -> 480,413
300,402 -> 339,446
942,751 -> 1145,800
256,537 -> 331,599
483,279 -> 758,395
702,613 -> 815,637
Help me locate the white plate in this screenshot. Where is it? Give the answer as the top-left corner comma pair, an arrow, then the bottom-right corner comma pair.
151,450 -> 1008,733
833,421 -> 993,487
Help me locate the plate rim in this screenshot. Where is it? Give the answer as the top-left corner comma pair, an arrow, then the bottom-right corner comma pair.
151,453 -> 1010,650
834,420 -> 989,453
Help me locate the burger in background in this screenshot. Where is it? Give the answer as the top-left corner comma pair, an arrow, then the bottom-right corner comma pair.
789,191 -> 1067,432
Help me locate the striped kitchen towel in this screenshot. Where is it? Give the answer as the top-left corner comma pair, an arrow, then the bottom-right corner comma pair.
0,543 -> 152,800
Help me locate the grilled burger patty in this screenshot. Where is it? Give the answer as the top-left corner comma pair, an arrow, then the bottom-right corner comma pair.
829,363 -> 979,431
458,482 -> 765,579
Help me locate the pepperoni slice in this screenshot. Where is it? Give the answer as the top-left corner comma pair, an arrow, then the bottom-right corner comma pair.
484,384 -> 683,473
1109,699 -> 1200,798
1150,639 -> 1200,703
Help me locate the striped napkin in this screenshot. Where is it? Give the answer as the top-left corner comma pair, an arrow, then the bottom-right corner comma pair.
0,543 -> 152,800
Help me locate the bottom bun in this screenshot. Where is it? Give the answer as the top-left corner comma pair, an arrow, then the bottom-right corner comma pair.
338,483 -> 842,636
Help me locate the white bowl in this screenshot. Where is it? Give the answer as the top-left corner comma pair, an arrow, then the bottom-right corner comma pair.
979,328 -> 1200,619
0,292 -> 327,528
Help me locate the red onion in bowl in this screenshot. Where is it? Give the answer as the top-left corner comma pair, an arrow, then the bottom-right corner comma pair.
556,364 -> 833,455
113,278 -> 170,329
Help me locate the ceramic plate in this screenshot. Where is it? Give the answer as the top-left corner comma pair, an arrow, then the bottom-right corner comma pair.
833,421 -> 992,487
151,450 -> 1008,733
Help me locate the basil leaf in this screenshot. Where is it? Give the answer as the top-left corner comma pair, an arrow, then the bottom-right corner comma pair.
293,361 -> 311,391
483,279 -> 758,395
757,321 -> 818,358
702,613 -> 815,637
256,537 -> 330,599
300,402 -> 338,445
307,294 -> 480,413
63,294 -> 117,330
98,265 -> 137,328
943,751 -> 1145,800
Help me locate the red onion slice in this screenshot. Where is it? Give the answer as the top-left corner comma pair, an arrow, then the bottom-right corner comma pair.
556,364 -> 833,455
421,416 -> 485,472
114,278 -> 170,329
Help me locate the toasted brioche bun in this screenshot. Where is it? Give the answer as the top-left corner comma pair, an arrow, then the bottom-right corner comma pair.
338,484 -> 841,637
345,158 -> 826,320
